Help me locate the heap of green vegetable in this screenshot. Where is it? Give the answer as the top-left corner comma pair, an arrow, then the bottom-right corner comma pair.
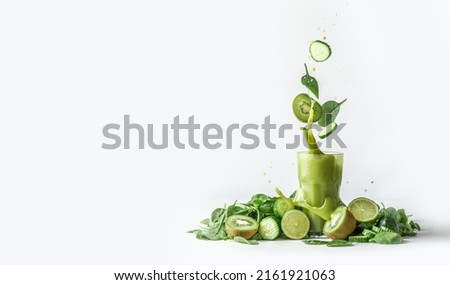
188,192 -> 421,246
188,193 -> 289,245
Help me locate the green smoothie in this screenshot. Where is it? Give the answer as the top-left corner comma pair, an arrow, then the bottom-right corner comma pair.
294,152 -> 344,235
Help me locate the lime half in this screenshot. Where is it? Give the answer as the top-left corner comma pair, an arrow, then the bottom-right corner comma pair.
348,197 -> 379,223
281,209 -> 310,240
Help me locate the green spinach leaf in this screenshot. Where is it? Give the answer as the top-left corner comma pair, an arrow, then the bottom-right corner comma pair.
326,240 -> 353,247
370,232 -> 403,244
317,99 -> 347,127
301,64 -> 319,99
233,236 -> 259,245
303,240 -> 330,245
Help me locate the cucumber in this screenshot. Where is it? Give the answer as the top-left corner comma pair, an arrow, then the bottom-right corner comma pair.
318,122 -> 337,139
309,40 -> 332,62
362,229 -> 377,238
348,235 -> 371,243
372,225 -> 381,233
273,197 -> 295,218
258,217 -> 281,240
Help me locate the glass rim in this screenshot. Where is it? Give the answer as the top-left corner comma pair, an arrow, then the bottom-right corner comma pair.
297,151 -> 344,156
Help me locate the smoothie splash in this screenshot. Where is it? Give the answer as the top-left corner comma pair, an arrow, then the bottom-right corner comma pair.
288,41 -> 347,235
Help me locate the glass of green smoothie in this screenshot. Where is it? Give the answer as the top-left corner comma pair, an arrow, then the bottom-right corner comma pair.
295,152 -> 344,235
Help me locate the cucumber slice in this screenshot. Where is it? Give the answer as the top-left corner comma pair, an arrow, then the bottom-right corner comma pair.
258,217 -> 281,240
362,229 -> 377,238
348,235 -> 370,243
273,198 -> 295,218
309,40 -> 332,62
372,225 -> 381,233
318,122 -> 337,139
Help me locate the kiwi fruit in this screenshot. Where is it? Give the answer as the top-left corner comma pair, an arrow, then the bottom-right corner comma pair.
292,93 -> 323,123
323,206 -> 356,240
225,215 -> 259,239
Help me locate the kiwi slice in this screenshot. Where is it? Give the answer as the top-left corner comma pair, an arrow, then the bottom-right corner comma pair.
292,93 -> 323,123
225,215 -> 259,240
323,206 -> 356,240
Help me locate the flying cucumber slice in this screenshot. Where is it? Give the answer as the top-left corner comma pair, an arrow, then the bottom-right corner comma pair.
318,122 -> 337,139
292,93 -> 322,123
309,40 -> 332,62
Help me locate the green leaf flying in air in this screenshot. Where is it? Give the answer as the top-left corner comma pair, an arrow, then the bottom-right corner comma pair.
318,99 -> 347,127
301,63 -> 319,99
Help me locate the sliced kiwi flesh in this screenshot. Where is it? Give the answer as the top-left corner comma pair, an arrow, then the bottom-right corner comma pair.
323,206 -> 356,240
225,215 -> 259,240
292,93 -> 322,123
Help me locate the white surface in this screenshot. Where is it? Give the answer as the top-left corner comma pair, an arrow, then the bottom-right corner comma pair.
1,0 -> 450,265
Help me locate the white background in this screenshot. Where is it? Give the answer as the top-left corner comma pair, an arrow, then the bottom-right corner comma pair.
1,0 -> 450,265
